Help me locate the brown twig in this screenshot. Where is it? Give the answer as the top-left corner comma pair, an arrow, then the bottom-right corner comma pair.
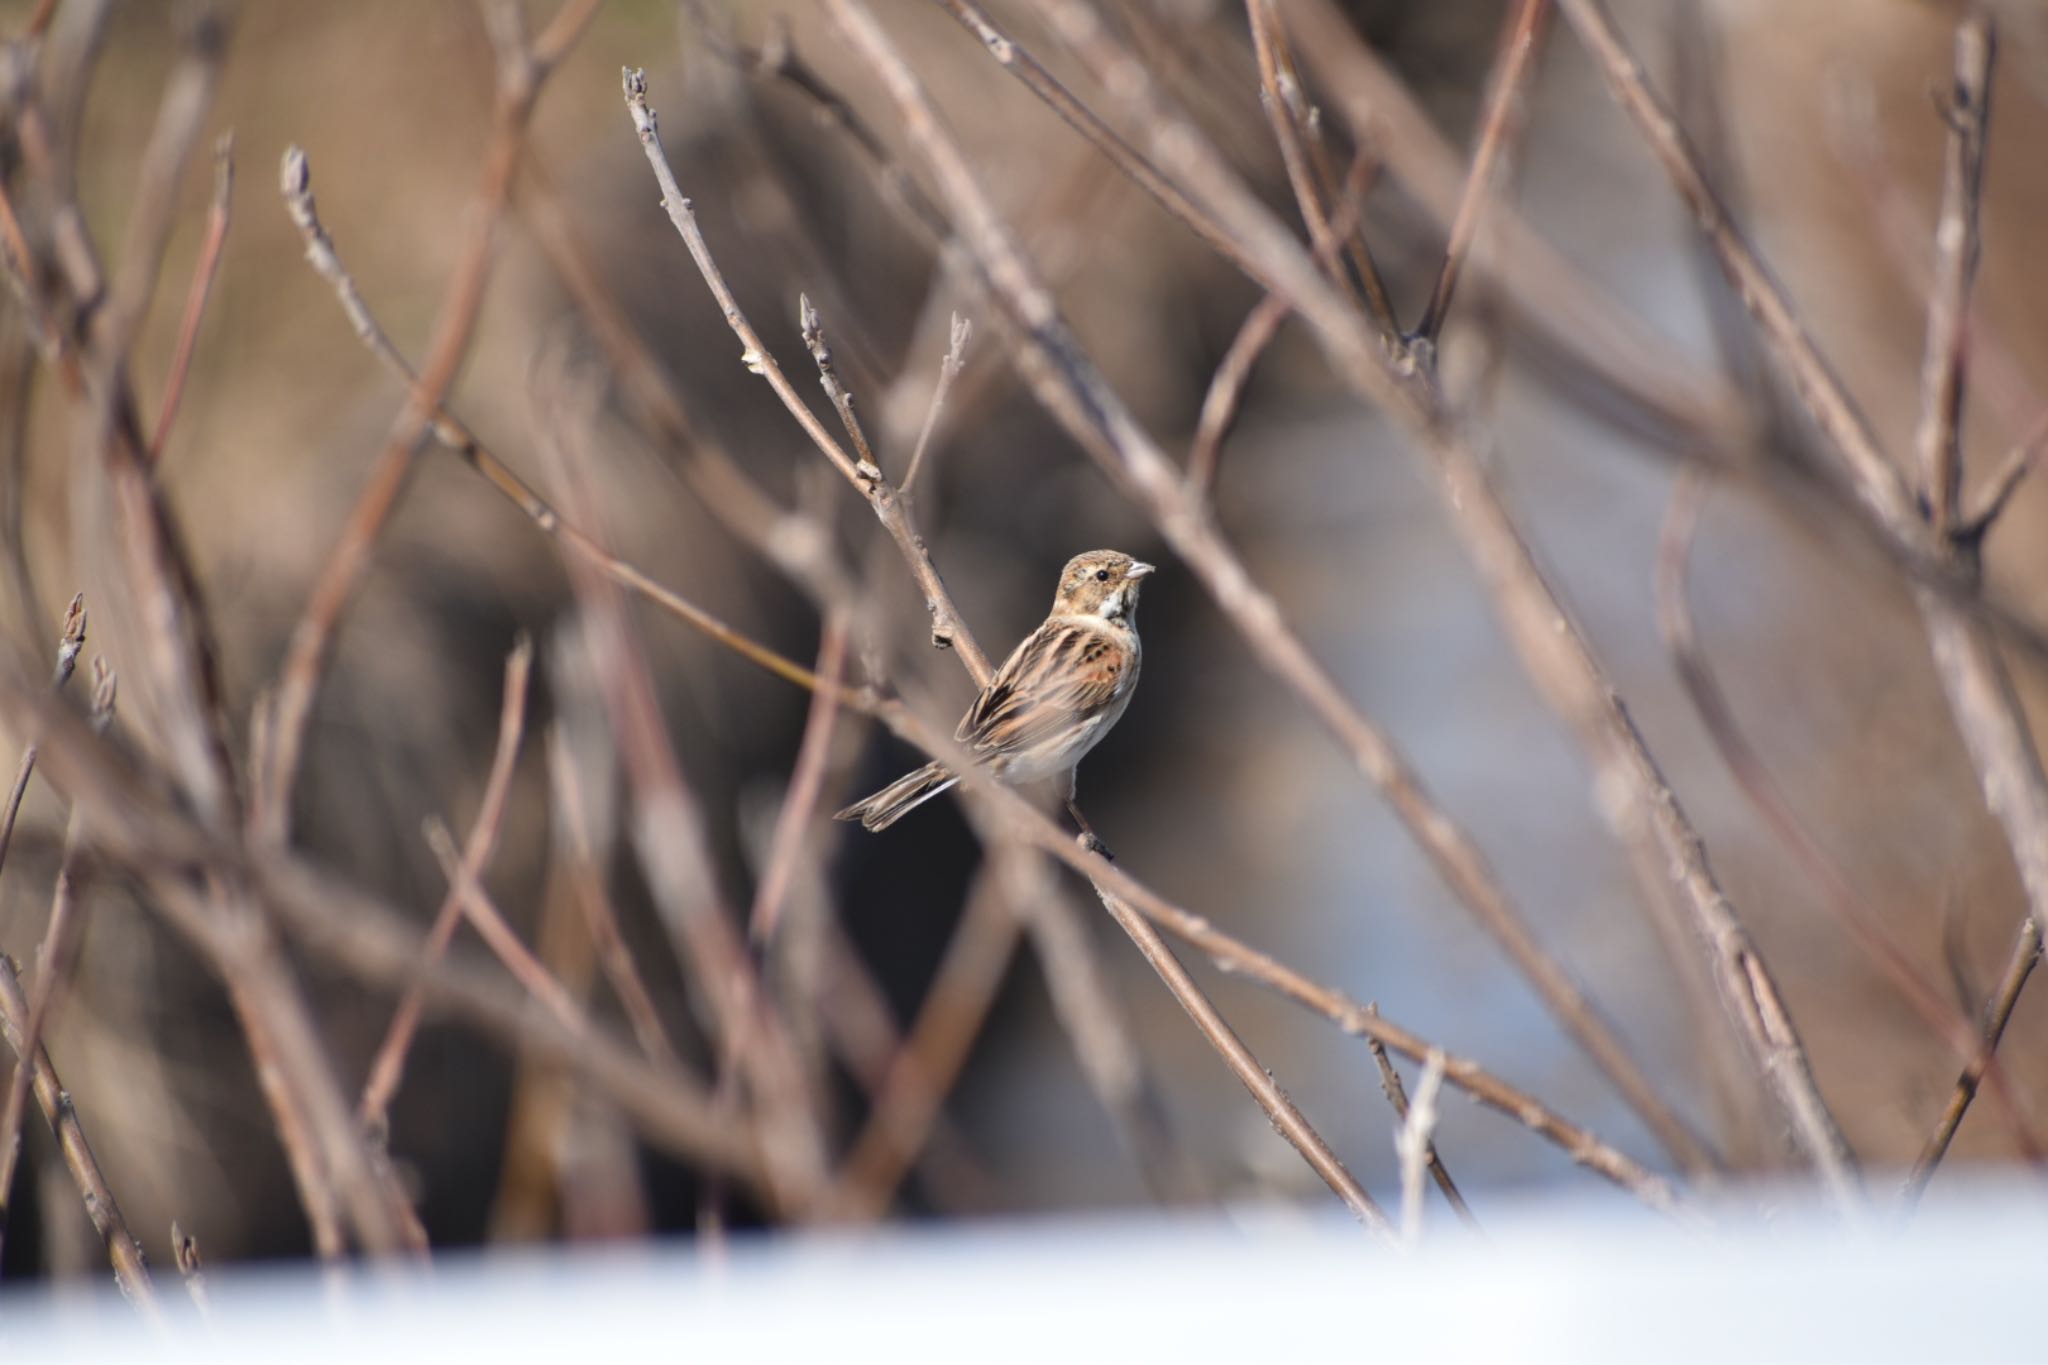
900,313 -> 971,495
1185,148 -> 1372,499
747,618 -> 851,947
358,638 -> 535,1131
1963,408 -> 2048,537
1243,0 -> 1396,331
1092,872 -> 1384,1223
798,294 -> 885,479
1185,292 -> 1288,500
1365,1006 -> 1478,1229
1411,0 -> 1553,348
1243,0 -> 1366,318
422,820 -> 585,1034
147,131 -> 233,464
1914,13 -> 1992,538
1905,916 -> 2042,1204
0,656 -> 112,1261
546,721 -> 680,1069
170,1220 -> 208,1313
0,958 -> 158,1317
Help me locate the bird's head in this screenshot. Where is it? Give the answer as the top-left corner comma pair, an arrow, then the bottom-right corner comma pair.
1052,549 -> 1155,624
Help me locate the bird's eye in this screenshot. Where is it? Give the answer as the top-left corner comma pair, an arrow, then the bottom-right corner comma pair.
1094,569 -> 1110,582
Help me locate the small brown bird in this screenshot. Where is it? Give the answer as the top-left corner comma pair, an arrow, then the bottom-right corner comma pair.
835,549 -> 1153,845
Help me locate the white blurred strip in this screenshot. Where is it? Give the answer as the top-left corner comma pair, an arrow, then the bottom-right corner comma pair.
5,1182 -> 2043,1362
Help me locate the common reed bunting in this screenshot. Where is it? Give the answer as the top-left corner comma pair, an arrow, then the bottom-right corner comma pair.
835,550 -> 1153,851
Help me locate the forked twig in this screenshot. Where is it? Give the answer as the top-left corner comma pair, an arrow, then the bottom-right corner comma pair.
1412,0 -> 1554,347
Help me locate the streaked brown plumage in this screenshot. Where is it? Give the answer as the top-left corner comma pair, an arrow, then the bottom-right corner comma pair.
835,550 -> 1154,833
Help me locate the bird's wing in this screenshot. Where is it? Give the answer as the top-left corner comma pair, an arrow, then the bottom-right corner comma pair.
958,619 -> 1133,759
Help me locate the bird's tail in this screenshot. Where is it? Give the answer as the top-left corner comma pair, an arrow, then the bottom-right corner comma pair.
834,761 -> 959,831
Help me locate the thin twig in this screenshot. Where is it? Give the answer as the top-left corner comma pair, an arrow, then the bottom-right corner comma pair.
422,820 -> 585,1034
1412,0 -> 1553,348
1243,0 -> 1366,317
1274,0 -> 1743,446
147,131 -> 233,464
0,657 -> 113,1261
747,618 -> 851,947
1185,292 -> 1287,500
358,638 -> 535,1131
1365,1006 -> 1478,1229
798,294 -> 885,480
0,958 -> 159,1317
970,827 -> 1209,1205
1905,916 -> 2042,1204
900,313 -> 971,495
547,722 -> 680,1069
170,1220 -> 208,1314
1185,148 -> 1372,499
1243,0 -> 1396,330
1394,1050 -> 1446,1250
1963,408 -> 2048,536
1913,12 -> 1993,538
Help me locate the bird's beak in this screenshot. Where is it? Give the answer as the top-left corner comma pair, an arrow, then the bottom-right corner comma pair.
1127,561 -> 1155,579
